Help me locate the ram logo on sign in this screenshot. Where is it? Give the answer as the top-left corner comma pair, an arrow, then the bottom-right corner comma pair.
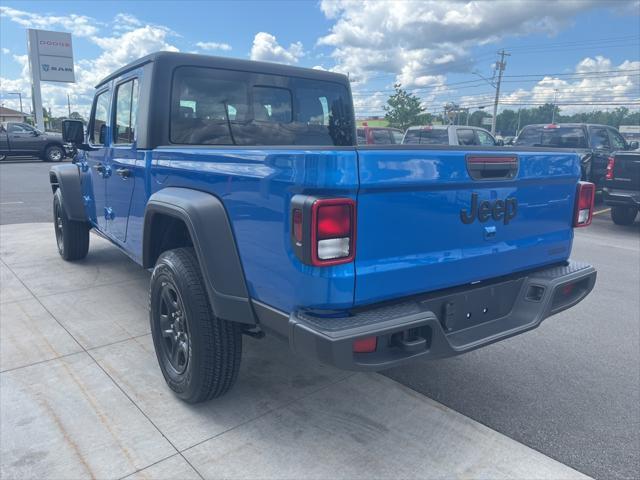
28,29 -> 75,83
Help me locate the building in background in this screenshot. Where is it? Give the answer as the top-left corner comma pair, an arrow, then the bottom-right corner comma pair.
0,106 -> 29,123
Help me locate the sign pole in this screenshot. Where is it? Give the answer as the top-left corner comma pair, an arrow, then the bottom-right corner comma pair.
27,29 -> 45,131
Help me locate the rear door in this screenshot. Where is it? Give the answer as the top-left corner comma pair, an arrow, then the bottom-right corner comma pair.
354,147 -> 580,305
107,75 -> 140,242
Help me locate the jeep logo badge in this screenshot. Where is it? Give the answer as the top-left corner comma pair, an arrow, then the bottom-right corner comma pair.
460,193 -> 517,225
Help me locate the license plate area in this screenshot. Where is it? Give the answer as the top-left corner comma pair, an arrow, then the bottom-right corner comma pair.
419,278 -> 524,333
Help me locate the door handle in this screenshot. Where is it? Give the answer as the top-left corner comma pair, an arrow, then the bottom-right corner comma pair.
115,167 -> 131,179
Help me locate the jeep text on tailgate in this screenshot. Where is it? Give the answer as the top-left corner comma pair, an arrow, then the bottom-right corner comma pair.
51,52 -> 597,403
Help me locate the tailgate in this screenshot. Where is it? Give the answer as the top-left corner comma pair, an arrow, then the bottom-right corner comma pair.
612,152 -> 640,188
354,147 -> 580,306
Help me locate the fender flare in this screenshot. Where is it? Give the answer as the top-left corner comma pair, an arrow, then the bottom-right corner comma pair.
142,187 -> 256,325
49,164 -> 87,222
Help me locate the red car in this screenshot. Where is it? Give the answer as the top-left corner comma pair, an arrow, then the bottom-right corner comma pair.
357,123 -> 404,145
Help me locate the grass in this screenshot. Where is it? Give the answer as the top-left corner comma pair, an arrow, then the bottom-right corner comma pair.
356,119 -> 389,127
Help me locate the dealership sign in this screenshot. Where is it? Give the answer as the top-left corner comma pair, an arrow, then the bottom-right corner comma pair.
27,29 -> 75,83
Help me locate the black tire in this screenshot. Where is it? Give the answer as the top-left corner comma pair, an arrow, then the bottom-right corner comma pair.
53,189 -> 90,261
611,205 -> 638,225
44,144 -> 64,162
150,247 -> 242,403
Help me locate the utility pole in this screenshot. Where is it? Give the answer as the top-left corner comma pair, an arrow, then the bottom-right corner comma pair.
67,94 -> 71,117
491,49 -> 510,136
7,92 -> 23,114
551,89 -> 559,124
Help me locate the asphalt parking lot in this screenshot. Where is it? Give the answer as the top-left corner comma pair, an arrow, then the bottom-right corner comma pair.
1,159 -> 639,479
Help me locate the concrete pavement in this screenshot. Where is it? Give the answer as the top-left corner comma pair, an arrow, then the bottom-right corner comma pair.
0,223 -> 590,479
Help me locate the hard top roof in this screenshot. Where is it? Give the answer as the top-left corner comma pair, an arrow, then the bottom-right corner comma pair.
96,51 -> 349,88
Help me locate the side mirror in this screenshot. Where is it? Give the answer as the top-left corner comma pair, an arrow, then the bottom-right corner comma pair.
62,119 -> 84,144
628,141 -> 639,150
31,130 -> 39,137
495,139 -> 504,146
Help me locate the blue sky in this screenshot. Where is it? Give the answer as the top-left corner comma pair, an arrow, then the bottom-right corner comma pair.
1,1 -> 639,118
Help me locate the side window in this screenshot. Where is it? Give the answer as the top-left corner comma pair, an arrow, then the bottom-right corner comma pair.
457,129 -> 476,146
391,130 -> 404,144
114,78 -> 139,144
590,127 -> 610,150
91,90 -> 111,145
8,124 -> 28,133
609,129 -> 626,150
371,129 -> 392,144
356,128 -> 366,145
252,86 -> 292,123
476,129 -> 496,146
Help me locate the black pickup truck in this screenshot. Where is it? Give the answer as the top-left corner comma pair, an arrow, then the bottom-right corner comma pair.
603,151 -> 640,225
0,122 -> 71,162
514,123 -> 639,187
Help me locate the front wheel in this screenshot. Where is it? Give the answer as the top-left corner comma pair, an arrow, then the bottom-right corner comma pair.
44,145 -> 64,162
611,205 -> 638,225
53,189 -> 89,260
150,247 -> 242,403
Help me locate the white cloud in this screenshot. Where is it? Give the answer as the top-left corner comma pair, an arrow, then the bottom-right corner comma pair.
0,5 -> 100,37
317,0 -> 634,87
0,7 -> 179,118
195,41 -> 232,51
459,56 -> 640,114
250,32 -> 303,64
1,48 -> 9,54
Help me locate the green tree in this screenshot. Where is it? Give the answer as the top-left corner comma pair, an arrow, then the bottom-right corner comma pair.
384,84 -> 425,130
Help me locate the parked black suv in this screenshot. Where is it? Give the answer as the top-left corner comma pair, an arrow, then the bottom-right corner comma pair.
514,123 -> 639,187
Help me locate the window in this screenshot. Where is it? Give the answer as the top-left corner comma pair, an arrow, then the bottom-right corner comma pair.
590,127 -> 610,150
170,66 -> 354,146
356,128 -> 366,145
391,130 -> 404,144
457,129 -> 476,146
371,129 -> 392,144
7,123 -> 29,133
402,128 -> 449,145
609,129 -> 627,150
91,90 -> 111,145
515,126 -> 587,149
114,78 -> 139,144
476,129 -> 495,146
253,86 -> 292,123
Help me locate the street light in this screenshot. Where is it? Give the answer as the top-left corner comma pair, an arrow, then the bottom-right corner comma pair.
6,92 -> 23,113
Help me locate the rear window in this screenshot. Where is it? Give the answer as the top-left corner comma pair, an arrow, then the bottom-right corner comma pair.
515,126 -> 587,149
170,66 -> 354,146
403,128 -> 449,145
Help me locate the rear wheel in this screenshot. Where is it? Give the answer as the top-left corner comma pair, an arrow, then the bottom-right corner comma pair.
150,247 -> 242,403
53,189 -> 90,260
611,205 -> 638,225
44,145 -> 64,162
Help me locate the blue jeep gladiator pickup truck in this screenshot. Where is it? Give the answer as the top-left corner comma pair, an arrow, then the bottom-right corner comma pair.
52,52 -> 597,403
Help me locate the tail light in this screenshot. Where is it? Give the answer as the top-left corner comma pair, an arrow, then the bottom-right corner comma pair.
291,196 -> 356,266
574,181 -> 595,227
605,156 -> 615,180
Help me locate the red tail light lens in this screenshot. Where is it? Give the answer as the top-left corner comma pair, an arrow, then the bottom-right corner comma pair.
605,156 -> 615,180
353,336 -> 377,353
317,204 -> 351,239
574,181 -> 595,227
311,198 -> 356,266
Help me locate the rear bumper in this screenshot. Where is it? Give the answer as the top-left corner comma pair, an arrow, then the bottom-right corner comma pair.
602,187 -> 640,207
275,261 -> 596,371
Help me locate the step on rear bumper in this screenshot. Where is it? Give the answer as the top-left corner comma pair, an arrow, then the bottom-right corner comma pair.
284,261 -> 596,371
